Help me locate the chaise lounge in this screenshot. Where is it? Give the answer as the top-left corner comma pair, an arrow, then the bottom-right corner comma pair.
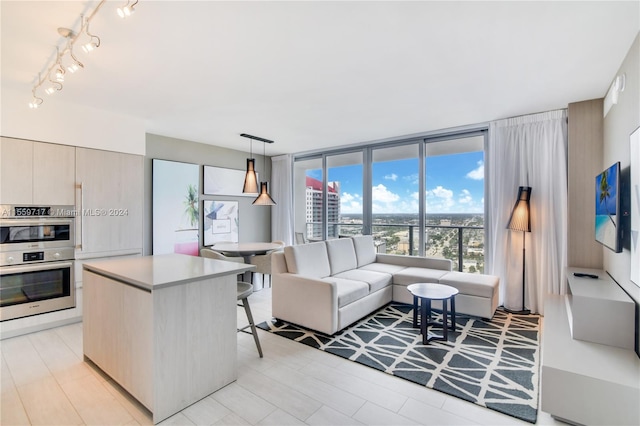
271,235 -> 499,335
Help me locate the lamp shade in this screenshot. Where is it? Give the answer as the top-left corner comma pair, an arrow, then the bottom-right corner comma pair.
242,158 -> 259,194
507,186 -> 531,232
253,182 -> 276,206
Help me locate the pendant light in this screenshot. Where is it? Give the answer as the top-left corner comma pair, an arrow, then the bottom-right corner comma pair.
242,137 -> 258,194
253,138 -> 276,205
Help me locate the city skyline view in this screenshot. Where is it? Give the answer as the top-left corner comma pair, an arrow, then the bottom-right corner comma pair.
306,150 -> 485,215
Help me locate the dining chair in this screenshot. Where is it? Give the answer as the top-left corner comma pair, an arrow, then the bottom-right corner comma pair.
200,248 -> 246,281
248,241 -> 285,288
200,249 -> 263,357
237,281 -> 263,358
200,248 -> 244,263
295,232 -> 307,244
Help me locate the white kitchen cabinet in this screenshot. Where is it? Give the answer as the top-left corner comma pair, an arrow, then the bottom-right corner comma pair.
75,147 -> 143,258
0,137 -> 75,205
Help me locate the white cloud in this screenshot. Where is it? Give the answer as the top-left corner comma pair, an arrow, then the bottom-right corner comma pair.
426,185 -> 455,212
340,192 -> 362,214
371,184 -> 420,213
403,173 -> 419,185
459,189 -> 473,204
466,160 -> 484,180
372,184 -> 400,203
384,173 -> 398,181
429,186 -> 454,199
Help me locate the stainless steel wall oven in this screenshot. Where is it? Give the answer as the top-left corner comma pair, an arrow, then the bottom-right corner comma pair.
0,205 -> 76,321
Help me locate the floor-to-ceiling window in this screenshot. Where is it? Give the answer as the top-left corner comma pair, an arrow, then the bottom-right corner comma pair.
424,135 -> 485,272
371,143 -> 420,255
326,151 -> 363,238
293,156 -> 322,241
292,129 -> 486,272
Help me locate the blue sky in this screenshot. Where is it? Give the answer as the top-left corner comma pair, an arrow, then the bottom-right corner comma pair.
310,151 -> 485,214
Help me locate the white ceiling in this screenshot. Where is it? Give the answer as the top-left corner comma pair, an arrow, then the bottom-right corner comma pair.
1,1 -> 638,155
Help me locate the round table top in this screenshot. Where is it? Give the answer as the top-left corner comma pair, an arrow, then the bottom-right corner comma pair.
212,242 -> 283,256
407,283 -> 459,300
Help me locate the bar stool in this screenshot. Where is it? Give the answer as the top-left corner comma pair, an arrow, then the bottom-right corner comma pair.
237,281 -> 263,358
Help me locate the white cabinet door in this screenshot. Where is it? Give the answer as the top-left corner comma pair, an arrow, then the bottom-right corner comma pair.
76,148 -> 143,257
0,138 -> 75,205
33,141 -> 75,205
0,137 -> 33,204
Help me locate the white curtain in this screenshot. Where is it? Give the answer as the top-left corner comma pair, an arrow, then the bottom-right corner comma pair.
486,110 -> 568,314
271,154 -> 294,246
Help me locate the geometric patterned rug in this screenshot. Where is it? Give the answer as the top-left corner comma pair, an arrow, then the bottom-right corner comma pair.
257,303 -> 541,423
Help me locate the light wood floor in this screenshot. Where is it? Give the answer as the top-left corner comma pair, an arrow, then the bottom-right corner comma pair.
1,287 -> 564,425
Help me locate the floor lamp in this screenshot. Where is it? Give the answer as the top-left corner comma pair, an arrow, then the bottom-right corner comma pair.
505,186 -> 531,315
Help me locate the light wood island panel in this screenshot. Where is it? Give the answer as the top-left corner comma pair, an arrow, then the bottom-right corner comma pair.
83,254 -> 255,423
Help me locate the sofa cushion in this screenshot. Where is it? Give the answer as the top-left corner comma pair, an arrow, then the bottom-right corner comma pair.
333,269 -> 392,293
359,263 -> 407,275
438,271 -> 499,298
392,267 -> 450,285
326,238 -> 358,275
321,277 -> 369,308
351,235 -> 377,267
284,242 -> 330,278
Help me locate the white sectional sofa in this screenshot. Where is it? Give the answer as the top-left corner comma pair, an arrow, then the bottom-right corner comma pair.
271,235 -> 499,335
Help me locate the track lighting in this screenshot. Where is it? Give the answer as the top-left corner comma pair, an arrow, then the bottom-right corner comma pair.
55,66 -> 65,82
53,47 -> 65,82
28,0 -> 138,109
44,80 -> 62,95
117,1 -> 138,18
66,35 -> 84,73
81,17 -> 101,53
29,84 -> 43,109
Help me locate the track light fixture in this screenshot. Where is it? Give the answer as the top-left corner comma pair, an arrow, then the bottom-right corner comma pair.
28,0 -> 137,109
54,47 -> 65,82
29,78 -> 43,109
81,16 -> 101,53
117,0 -> 138,18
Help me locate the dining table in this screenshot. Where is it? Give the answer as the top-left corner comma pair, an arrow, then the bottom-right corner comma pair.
211,242 -> 283,288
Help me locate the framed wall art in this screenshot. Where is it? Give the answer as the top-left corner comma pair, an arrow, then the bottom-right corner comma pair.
203,200 -> 239,246
152,159 -> 200,256
204,166 -> 258,197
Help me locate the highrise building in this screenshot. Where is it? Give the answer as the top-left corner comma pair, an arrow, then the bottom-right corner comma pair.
305,176 -> 340,239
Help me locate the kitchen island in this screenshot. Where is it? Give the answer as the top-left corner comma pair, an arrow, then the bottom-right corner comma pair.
82,253 -> 255,423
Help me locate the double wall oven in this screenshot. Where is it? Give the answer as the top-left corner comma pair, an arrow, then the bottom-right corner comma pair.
0,205 -> 76,321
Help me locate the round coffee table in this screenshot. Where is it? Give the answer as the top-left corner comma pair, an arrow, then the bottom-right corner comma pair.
407,283 -> 459,344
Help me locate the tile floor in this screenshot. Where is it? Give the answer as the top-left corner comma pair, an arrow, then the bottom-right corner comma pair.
1,287 -> 564,425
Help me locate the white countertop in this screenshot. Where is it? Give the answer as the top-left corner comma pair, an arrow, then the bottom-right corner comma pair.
83,253 -> 255,291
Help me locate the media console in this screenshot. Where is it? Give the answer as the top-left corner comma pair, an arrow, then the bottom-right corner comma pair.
540,268 -> 639,425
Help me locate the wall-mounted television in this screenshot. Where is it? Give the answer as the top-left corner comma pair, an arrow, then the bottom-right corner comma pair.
595,162 -> 622,252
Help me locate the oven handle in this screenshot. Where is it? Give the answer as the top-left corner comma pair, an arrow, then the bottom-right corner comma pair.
0,260 -> 74,275
76,182 -> 83,251
0,217 -> 75,226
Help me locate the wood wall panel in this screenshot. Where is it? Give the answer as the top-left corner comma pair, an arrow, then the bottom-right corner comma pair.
567,99 -> 604,268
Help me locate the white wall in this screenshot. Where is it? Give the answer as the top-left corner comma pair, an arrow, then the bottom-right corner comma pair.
0,86 -> 145,155
603,33 -> 640,305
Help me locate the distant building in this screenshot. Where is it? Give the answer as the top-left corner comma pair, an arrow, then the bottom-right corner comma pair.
305,176 -> 340,239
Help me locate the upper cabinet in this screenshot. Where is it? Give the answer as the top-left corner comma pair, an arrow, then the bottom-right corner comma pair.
75,147 -> 143,258
0,137 -> 75,205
